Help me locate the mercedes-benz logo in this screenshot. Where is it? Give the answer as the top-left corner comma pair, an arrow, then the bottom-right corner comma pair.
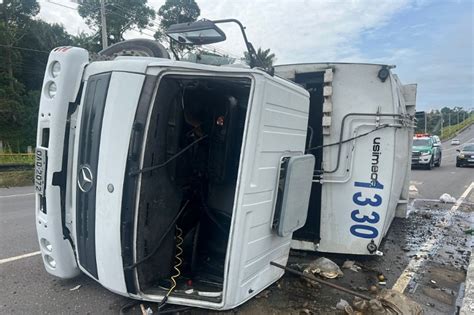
77,165 -> 94,193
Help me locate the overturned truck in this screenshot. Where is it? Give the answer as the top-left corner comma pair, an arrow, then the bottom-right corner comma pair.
34,20 -> 416,310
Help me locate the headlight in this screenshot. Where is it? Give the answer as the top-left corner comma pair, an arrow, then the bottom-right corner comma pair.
51,61 -> 61,78
44,254 -> 56,268
40,238 -> 52,252
459,154 -> 465,159
46,81 -> 57,98
421,151 -> 431,156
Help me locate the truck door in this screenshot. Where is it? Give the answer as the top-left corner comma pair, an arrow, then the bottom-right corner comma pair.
223,74 -> 311,308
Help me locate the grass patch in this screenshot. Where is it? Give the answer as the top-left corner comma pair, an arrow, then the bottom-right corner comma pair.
0,153 -> 35,165
441,115 -> 474,140
0,170 -> 34,188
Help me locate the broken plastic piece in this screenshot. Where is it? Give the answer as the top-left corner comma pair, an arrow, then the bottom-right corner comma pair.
304,257 -> 343,279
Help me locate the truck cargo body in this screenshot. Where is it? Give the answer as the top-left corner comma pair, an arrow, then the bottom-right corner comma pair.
275,63 -> 417,255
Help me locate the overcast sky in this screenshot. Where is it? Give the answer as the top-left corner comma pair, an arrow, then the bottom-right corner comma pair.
37,0 -> 473,111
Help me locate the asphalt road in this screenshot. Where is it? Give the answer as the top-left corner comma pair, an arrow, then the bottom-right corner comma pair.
410,125 -> 474,200
1,126 -> 473,314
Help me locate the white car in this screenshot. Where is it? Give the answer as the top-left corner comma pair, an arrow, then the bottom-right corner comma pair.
451,139 -> 460,145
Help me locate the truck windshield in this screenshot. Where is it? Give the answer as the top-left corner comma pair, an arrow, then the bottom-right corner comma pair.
463,144 -> 474,151
413,139 -> 431,146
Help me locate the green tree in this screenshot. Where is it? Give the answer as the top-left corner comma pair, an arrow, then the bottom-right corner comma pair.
0,0 -> 40,88
1,1 -> 74,151
78,0 -> 155,45
17,20 -> 73,90
244,47 -> 276,69
72,31 -> 102,53
154,0 -> 200,41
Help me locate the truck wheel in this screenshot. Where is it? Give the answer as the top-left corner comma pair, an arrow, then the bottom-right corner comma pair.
98,39 -> 170,60
456,162 -> 461,167
435,155 -> 441,167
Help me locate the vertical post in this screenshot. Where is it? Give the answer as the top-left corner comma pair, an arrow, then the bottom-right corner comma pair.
441,115 -> 444,137
424,112 -> 427,133
100,0 -> 108,49
448,113 -> 451,127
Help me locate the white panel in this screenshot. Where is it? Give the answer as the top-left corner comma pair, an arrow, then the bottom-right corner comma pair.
95,72 -> 145,293
224,75 -> 310,308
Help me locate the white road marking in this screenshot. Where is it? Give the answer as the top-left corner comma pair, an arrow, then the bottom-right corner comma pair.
392,181 -> 474,293
0,251 -> 41,265
0,192 -> 35,199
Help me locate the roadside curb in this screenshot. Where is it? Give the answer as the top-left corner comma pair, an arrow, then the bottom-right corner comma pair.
460,247 -> 474,314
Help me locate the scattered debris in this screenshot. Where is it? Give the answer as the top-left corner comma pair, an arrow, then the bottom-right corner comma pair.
336,298 -> 354,313
342,260 -> 362,272
369,285 -> 378,293
353,289 -> 423,315
439,193 -> 456,203
336,298 -> 349,310
69,285 -> 81,291
303,257 -> 344,279
140,304 -> 153,315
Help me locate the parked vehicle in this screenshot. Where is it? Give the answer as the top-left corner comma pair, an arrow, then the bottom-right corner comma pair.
451,138 -> 460,145
456,143 -> 474,167
411,134 -> 441,169
34,19 -> 417,310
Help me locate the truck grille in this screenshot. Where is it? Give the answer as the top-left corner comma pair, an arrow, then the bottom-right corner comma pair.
76,72 -> 111,279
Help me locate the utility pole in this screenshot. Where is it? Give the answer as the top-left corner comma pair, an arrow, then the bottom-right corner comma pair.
424,113 -> 427,133
100,0 -> 108,49
441,116 -> 444,137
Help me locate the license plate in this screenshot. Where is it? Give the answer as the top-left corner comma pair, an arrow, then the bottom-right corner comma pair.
35,148 -> 47,196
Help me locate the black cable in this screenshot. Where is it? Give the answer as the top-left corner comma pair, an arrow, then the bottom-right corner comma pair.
124,200 -> 190,270
306,124 -> 392,153
0,44 -> 49,54
129,135 -> 208,176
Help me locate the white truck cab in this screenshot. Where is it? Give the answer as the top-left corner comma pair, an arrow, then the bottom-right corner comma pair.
35,45 -> 314,310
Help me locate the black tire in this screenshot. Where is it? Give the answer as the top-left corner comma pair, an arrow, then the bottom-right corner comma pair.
426,158 -> 433,170
98,39 -> 170,59
435,155 -> 441,167
456,162 -> 461,167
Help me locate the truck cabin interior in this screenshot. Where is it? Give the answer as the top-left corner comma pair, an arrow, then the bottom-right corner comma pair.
136,75 -> 251,301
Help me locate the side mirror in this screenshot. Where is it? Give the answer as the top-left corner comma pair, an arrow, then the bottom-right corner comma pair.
166,20 -> 226,45
433,143 -> 440,147
456,149 -> 461,152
